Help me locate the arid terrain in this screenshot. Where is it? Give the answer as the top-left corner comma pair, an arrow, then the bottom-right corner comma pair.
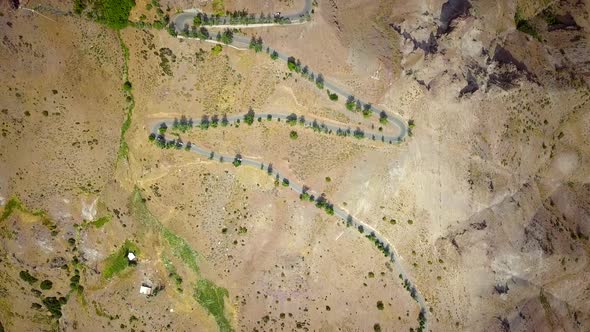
0,0 -> 589,331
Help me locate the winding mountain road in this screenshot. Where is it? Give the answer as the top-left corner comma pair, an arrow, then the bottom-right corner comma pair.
165,5 -> 425,329
151,112 -> 427,328
174,0 -> 313,29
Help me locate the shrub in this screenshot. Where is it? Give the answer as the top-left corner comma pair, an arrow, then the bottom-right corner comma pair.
244,109 -> 255,125
376,301 -> 384,310
514,9 -> 539,40
193,14 -> 202,26
211,44 -> 223,55
40,280 -> 53,290
286,113 -> 297,125
362,104 -> 373,118
270,50 -> 279,60
327,90 -> 338,101
290,131 -> 298,139
42,296 -> 64,318
282,178 -> 290,187
407,219 -> 414,225
315,74 -> 324,89
218,29 -> 233,44
92,0 -> 135,30
325,177 -> 331,182
287,56 -> 301,72
379,111 -> 388,124
19,270 -> 38,285
122,81 -> 132,91
345,96 -> 356,111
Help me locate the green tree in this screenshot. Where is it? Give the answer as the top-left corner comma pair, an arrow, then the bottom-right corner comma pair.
345,95 -> 356,110
244,109 -> 255,125
217,29 -> 233,44
40,280 -> 53,290
123,81 -> 132,92
193,14 -> 202,26
327,90 -> 338,101
379,111 -> 388,124
270,50 -> 279,60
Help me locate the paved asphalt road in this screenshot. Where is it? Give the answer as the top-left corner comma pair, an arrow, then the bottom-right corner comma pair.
174,0 -> 313,29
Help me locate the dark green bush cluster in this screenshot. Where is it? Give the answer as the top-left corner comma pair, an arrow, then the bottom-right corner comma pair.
244,109 -> 255,125
19,270 -> 38,285
345,96 -> 356,110
286,113 -> 298,125
42,296 -> 67,319
40,280 -> 53,290
150,134 -> 186,150
172,116 -> 193,132
70,270 -> 84,294
216,29 -> 234,44
366,232 -> 390,257
314,195 -> 334,215
327,90 -> 338,101
90,0 -> 136,30
249,36 -> 264,53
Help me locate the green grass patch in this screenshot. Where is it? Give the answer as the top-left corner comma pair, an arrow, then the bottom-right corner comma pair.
162,228 -> 200,275
1,197 -> 24,222
211,45 -> 223,55
89,215 -> 111,228
117,31 -> 135,161
194,279 -> 232,332
131,189 -> 231,330
91,0 -> 136,30
1,197 -> 57,233
19,270 -> 38,284
102,240 -> 139,279
162,255 -> 183,292
212,0 -> 225,16
515,8 -> 540,40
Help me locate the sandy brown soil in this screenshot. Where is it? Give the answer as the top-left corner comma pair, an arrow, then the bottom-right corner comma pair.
1,0 -> 590,331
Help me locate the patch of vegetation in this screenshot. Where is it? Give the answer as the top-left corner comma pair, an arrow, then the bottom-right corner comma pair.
212,0 -> 225,16
290,131 -> 298,139
19,270 -> 38,285
42,296 -> 66,319
117,32 -> 134,161
89,215 -> 111,228
211,44 -> 223,55
376,301 -> 384,310
270,50 -> 279,60
102,240 -> 139,279
327,90 -> 338,101
40,280 -> 53,290
243,109 -> 255,125
90,0 -> 136,30
216,29 -> 234,44
162,256 -> 183,292
194,279 -> 232,332
515,8 -> 540,40
366,232 -> 390,257
158,47 -> 175,77
287,56 -> 301,72
162,228 -> 200,274
0,197 -> 24,222
73,0 -> 87,14
345,96 -> 356,111
248,36 -> 263,52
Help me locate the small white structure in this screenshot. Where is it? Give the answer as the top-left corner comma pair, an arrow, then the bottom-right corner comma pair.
127,252 -> 137,262
139,284 -> 152,295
